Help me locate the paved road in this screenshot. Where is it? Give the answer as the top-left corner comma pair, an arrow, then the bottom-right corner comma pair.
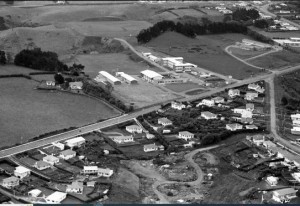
152,145 -> 222,203
0,106 -> 160,158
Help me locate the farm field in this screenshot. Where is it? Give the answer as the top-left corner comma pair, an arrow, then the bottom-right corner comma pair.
75,53 -> 163,78
247,50 -> 300,70
164,82 -> 201,93
112,77 -> 180,108
0,65 -> 38,75
0,78 -> 120,147
145,32 -> 263,80
228,47 -> 271,60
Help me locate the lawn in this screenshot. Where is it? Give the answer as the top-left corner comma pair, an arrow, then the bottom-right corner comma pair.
247,50 -> 300,70
164,82 -> 201,93
0,78 -> 120,147
0,65 -> 37,75
145,32 -> 263,80
185,88 -> 207,96
75,53 -> 163,78
228,47 -> 271,60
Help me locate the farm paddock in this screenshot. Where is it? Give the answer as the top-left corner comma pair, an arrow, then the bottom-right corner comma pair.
0,77 -> 120,147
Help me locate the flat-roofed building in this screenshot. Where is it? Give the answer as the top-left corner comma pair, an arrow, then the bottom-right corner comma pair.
99,71 -> 121,85
141,70 -> 163,83
201,111 -> 217,120
111,136 -> 134,144
65,136 -> 85,148
46,191 -> 67,204
272,188 -> 297,203
14,166 -> 30,179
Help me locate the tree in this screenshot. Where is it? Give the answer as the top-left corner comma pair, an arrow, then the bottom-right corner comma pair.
54,73 -> 64,84
0,50 -> 6,64
281,96 -> 288,106
254,19 -> 269,29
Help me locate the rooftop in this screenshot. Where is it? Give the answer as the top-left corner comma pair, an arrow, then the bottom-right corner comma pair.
141,70 -> 163,79
46,191 -> 66,202
179,131 -> 194,136
15,166 -> 30,173
60,149 -> 76,156
65,136 -> 85,144
273,188 -> 297,196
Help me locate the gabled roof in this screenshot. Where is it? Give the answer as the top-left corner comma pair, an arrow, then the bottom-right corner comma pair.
251,134 -> 265,141
158,117 -> 172,124
141,70 -> 163,78
144,143 -> 157,149
273,188 -> 297,196
98,168 -> 113,173
111,136 -> 133,141
67,181 -> 83,190
65,136 -> 85,144
179,131 -> 194,136
3,176 -> 19,183
43,155 -> 59,162
126,125 -> 141,130
84,166 -> 98,171
36,161 -> 50,168
60,149 -> 76,156
201,111 -> 217,117
15,166 -> 30,173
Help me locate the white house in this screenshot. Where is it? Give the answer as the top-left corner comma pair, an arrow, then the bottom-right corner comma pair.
248,83 -> 265,93
248,134 -> 265,146
34,161 -> 51,170
144,143 -> 164,152
158,117 -> 172,126
52,142 -> 65,150
266,176 -> 279,186
111,136 -> 134,144
65,136 -> 85,148
126,125 -> 143,133
233,108 -> 253,118
292,119 -> 300,126
43,155 -> 59,165
178,131 -> 194,141
14,166 -> 31,179
69,81 -> 83,90
171,101 -> 186,110
146,133 -> 155,139
212,96 -> 225,104
291,114 -> 300,121
240,117 -> 254,124
83,166 -> 98,175
59,149 -> 76,160
291,127 -> 300,135
246,103 -> 255,111
66,181 -> 84,194
201,111 -> 217,120
98,168 -> 114,177
226,123 -> 243,131
2,176 -> 19,188
28,189 -> 42,198
228,89 -> 240,98
246,125 -> 258,130
46,191 -> 67,204
245,92 -> 259,101
292,172 -> 300,183
272,188 -> 297,203
197,99 -> 215,107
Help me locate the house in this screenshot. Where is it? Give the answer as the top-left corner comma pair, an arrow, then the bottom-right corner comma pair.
247,134 -> 265,146
228,89 -> 240,98
111,136 -> 134,144
65,136 -> 85,148
291,127 -> 300,135
98,168 -> 114,177
14,166 -> 31,179
87,181 -> 96,187
292,172 -> 300,183
34,161 -> 51,170
233,108 -> 253,118
126,125 -> 143,134
245,92 -> 259,101
291,114 -> 300,121
240,117 -> 253,124
178,131 -> 194,141
292,119 -> 300,126
246,103 -> 255,111
201,111 -> 217,120
46,81 -> 55,86
43,155 -> 59,165
197,99 -> 215,107
59,149 -> 76,160
266,176 -> 279,186
46,191 -> 67,204
69,81 -> 83,90
248,83 -> 265,93
212,96 -> 225,104
183,141 -> 195,148
146,133 -> 155,139
171,101 -> 186,110
144,143 -> 164,152
272,188 -> 297,203
246,125 -> 258,130
83,166 -> 98,175
52,142 -> 65,150
66,181 -> 84,194
253,107 -> 264,115
263,140 -> 276,149
2,176 -> 19,188
226,123 -> 243,131
158,117 -> 172,126
28,189 -> 42,198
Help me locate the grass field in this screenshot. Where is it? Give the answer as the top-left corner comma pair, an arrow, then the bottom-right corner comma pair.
247,50 -> 300,70
0,78 -> 120,147
75,53 -> 163,78
164,82 -> 201,93
185,88 -> 207,96
113,77 -> 180,108
145,32 -> 262,80
228,47 -> 271,60
249,26 -> 300,39
0,65 -> 37,75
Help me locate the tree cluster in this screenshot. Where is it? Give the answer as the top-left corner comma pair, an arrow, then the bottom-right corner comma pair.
137,20 -> 248,43
0,50 -> 6,64
82,80 -> 133,113
14,48 -> 68,72
232,8 -> 260,22
254,19 -> 270,29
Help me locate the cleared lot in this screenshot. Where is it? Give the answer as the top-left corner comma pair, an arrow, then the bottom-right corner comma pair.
0,78 -> 120,147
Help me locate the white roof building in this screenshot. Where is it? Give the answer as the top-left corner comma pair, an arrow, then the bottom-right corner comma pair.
201,111 -> 217,120
126,125 -> 143,133
46,191 -> 67,204
14,166 -> 31,179
28,189 -> 42,197
65,136 -> 85,148
52,142 -> 65,150
116,72 -> 138,84
43,155 -> 59,165
266,176 -> 278,186
291,114 -> 300,121
140,70 -> 163,82
99,71 -> 121,85
111,136 -> 134,144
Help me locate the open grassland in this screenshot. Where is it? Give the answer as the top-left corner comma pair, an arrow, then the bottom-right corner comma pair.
113,77 -> 180,108
145,32 -> 262,80
75,53 -> 163,78
164,82 -> 201,93
0,65 -> 37,75
247,50 -> 300,70
0,78 -> 120,147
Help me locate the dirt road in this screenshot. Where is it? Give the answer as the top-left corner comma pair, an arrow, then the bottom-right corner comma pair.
152,144 -> 222,203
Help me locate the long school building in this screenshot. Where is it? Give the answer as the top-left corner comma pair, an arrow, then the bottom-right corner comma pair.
99,71 -> 121,85
162,57 -> 197,72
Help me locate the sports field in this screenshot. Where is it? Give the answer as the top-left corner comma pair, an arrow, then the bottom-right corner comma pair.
145,32 -> 262,80
0,78 -> 120,147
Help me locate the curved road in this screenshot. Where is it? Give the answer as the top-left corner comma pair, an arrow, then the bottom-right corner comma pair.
152,144 -> 222,203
